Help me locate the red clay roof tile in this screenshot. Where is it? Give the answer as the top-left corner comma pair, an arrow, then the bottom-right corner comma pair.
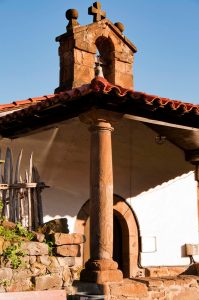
0,77 -> 198,116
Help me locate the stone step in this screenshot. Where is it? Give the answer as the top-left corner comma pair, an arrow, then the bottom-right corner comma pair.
0,290 -> 66,300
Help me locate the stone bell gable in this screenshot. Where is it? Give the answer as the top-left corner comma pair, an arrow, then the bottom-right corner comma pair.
55,3 -> 137,92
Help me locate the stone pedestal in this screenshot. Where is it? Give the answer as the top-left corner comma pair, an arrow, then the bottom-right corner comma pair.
80,109 -> 123,284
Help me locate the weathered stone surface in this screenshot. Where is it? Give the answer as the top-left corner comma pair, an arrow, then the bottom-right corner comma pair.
55,245 -> 80,257
2,220 -> 16,230
0,237 -> 4,255
85,259 -> 118,271
37,255 -> 51,266
6,278 -> 32,292
21,242 -> 48,256
110,280 -> 148,297
136,278 -> 164,288
57,256 -> 75,267
38,218 -> 69,235
34,274 -> 63,290
47,257 -> 61,273
29,256 -> 36,265
80,269 -> 123,284
173,289 -> 199,300
0,286 -> 5,293
20,256 -> 30,268
30,262 -> 47,276
31,231 -> 45,243
0,268 -> 12,281
145,266 -> 187,277
3,240 -> 11,251
56,18 -> 135,91
12,269 -> 32,280
51,233 -> 85,245
62,266 -> 71,282
0,290 -> 66,299
71,266 -> 85,281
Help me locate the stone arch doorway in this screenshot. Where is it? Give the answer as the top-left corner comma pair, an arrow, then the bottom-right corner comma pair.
75,195 -> 139,278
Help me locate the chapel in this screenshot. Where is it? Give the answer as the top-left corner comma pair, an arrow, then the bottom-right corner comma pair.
0,2 -> 199,299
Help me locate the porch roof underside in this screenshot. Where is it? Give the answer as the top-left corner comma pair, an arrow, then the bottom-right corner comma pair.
0,77 -> 199,153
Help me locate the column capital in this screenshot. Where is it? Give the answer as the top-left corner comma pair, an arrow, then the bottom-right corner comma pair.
185,149 -> 199,165
79,108 -> 123,129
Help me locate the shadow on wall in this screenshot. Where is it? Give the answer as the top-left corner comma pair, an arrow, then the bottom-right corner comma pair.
112,119 -> 193,198
42,187 -> 83,219
0,117 -> 194,221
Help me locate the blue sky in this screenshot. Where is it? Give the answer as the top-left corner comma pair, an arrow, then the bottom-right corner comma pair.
0,0 -> 198,104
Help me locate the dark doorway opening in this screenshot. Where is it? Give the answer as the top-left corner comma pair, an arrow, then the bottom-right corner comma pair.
113,214 -> 123,272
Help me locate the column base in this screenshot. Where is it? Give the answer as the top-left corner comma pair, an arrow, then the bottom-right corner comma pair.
80,268 -> 123,284
80,259 -> 123,283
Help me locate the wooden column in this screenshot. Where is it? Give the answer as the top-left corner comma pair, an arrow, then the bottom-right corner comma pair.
80,109 -> 123,284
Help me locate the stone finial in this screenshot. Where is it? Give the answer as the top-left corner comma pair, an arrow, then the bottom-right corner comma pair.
88,2 -> 106,22
114,22 -> 125,33
65,9 -> 79,32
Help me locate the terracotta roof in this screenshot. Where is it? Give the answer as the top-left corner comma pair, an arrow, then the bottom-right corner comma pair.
0,77 -> 199,139
0,77 -> 198,115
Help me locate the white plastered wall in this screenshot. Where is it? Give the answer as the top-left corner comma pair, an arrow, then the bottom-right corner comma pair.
0,116 -> 198,266
112,118 -> 198,266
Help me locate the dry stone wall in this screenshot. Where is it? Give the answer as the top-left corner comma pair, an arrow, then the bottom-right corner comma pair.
0,233 -> 85,294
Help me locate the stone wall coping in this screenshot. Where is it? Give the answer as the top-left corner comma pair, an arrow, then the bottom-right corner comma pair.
0,290 -> 66,300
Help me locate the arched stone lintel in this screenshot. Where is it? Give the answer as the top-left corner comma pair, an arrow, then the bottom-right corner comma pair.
75,195 -> 140,278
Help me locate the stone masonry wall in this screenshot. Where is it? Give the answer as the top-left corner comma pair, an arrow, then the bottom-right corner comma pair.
108,276 -> 199,300
0,233 -> 85,294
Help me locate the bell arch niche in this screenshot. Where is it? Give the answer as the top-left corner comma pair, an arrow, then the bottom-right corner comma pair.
75,195 -> 140,278
95,36 -> 115,83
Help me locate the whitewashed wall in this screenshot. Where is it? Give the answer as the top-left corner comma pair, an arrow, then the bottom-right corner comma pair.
129,172 -> 198,266
0,116 -> 197,267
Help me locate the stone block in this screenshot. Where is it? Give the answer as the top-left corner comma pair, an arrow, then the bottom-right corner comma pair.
172,289 -> 199,300
34,274 -> 63,290
74,49 -> 83,64
110,281 -> 148,298
85,259 -> 118,271
145,266 -> 187,277
31,231 -> 45,243
29,256 -> 36,265
62,266 -> 71,283
2,220 -> 16,230
0,237 -> 4,255
70,266 -> 84,281
21,242 -> 48,256
20,256 -> 30,268
6,278 -> 32,292
38,218 -> 69,235
12,269 -> 32,280
3,240 -> 11,251
37,255 -> 51,266
80,269 -> 123,284
55,245 -> 80,257
52,233 -> 85,245
47,256 -> 62,273
57,256 -> 75,267
30,262 -> 47,276
151,290 -> 165,299
0,268 -> 12,281
0,290 -> 66,300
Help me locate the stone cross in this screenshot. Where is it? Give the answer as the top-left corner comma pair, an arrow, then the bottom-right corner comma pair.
88,2 -> 106,22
